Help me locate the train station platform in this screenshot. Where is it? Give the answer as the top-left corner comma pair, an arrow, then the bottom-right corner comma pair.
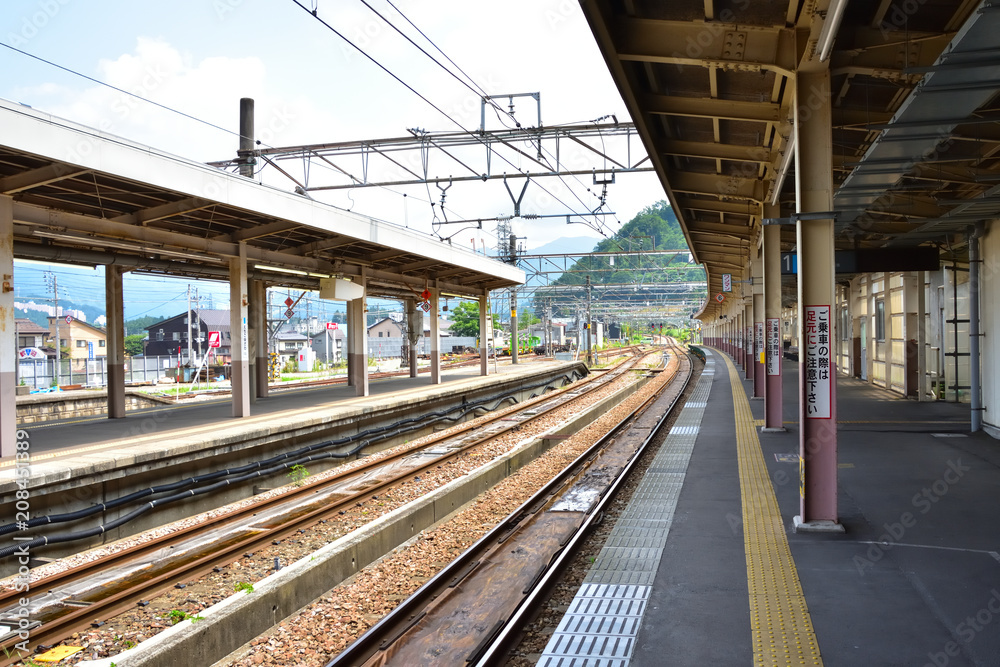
541,349 -> 999,667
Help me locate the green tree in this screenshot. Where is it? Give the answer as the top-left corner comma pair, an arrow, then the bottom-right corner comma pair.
124,334 -> 145,357
124,315 -> 161,336
449,301 -> 481,337
518,309 -> 540,328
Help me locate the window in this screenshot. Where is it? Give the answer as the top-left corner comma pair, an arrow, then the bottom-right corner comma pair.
172,332 -> 181,341
157,329 -> 164,341
59,339 -> 67,347
76,340 -> 85,348
378,332 -> 384,338
840,307 -> 850,341
99,340 -> 106,347
875,299 -> 885,342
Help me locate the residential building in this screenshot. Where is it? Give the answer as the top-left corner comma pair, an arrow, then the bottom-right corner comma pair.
274,331 -> 309,357
46,316 -> 107,360
144,309 -> 231,362
310,327 -> 346,364
368,317 -> 403,339
16,318 -> 48,350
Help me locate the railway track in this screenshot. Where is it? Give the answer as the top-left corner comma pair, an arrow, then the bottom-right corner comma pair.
0,347 -> 657,664
327,340 -> 691,666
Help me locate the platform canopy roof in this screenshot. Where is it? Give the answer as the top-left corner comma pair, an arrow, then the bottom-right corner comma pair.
582,0 -> 1000,318
0,99 -> 523,300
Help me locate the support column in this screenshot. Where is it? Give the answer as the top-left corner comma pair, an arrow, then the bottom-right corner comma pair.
970,224 -> 983,431
430,288 -> 441,384
794,70 -> 840,530
349,280 -> 369,397
406,298 -> 419,378
866,275 -> 876,383
752,250 -> 765,398
0,196 -> 15,457
346,299 -> 355,388
744,300 -> 753,380
510,289 -> 518,365
229,243 -> 250,417
479,290 -> 489,376
105,265 -> 126,418
917,271 -> 929,401
764,206 -> 784,431
250,280 -> 268,400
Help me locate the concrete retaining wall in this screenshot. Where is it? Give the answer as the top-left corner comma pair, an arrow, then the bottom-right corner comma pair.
16,390 -> 173,425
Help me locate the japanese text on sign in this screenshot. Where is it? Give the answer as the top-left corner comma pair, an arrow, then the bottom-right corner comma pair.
803,305 -> 832,419
766,318 -> 781,376
722,273 -> 732,292
755,322 -> 764,364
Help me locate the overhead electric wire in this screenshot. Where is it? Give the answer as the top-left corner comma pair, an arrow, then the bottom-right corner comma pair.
0,42 -> 261,148
0,40 -> 465,232
369,1 -> 622,234
374,0 -> 620,234
290,0 -> 613,238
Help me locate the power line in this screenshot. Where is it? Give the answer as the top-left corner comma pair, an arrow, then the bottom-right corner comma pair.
290,0 -> 612,238
364,0 -> 621,235
0,42 -> 257,147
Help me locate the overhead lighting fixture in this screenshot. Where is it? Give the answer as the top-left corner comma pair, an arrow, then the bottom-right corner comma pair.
817,0 -> 848,62
253,264 -> 309,276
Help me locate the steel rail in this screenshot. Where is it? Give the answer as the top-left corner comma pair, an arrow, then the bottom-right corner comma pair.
327,341 -> 688,666
0,350 -> 650,663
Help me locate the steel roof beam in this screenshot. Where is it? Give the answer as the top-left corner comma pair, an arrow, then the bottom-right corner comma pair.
642,94 -> 782,124
0,165 -> 90,194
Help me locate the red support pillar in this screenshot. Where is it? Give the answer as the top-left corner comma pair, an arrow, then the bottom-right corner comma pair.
794,69 -> 842,532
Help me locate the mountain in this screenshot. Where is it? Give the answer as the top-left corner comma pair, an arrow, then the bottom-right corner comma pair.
525,236 -> 601,256
534,201 -> 707,317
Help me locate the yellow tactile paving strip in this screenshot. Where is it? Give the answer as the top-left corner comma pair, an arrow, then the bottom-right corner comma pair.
722,353 -> 823,666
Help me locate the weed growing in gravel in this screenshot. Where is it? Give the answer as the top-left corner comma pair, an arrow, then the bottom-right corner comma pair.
234,581 -> 255,594
168,609 -> 202,624
288,464 -> 310,486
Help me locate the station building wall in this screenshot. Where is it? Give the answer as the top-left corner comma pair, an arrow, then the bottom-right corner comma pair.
983,224 -> 1000,438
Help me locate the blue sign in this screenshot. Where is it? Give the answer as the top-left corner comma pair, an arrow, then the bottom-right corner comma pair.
88,341 -> 94,360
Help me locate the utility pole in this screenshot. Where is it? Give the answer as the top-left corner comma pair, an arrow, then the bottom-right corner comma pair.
46,273 -> 61,385
510,288 -> 518,364
194,287 -> 201,362
186,284 -> 193,366
586,275 -> 593,366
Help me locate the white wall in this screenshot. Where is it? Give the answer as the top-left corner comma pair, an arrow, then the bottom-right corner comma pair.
982,223 -> 1000,437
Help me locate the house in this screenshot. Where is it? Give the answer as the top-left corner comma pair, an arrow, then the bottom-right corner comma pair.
310,327 -> 346,364
16,318 -> 49,350
422,317 -> 453,338
47,316 -> 107,359
144,309 -> 231,362
368,317 -> 403,339
273,331 -> 309,356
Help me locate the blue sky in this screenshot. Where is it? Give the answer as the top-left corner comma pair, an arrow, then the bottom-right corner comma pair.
3,0 -> 665,318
